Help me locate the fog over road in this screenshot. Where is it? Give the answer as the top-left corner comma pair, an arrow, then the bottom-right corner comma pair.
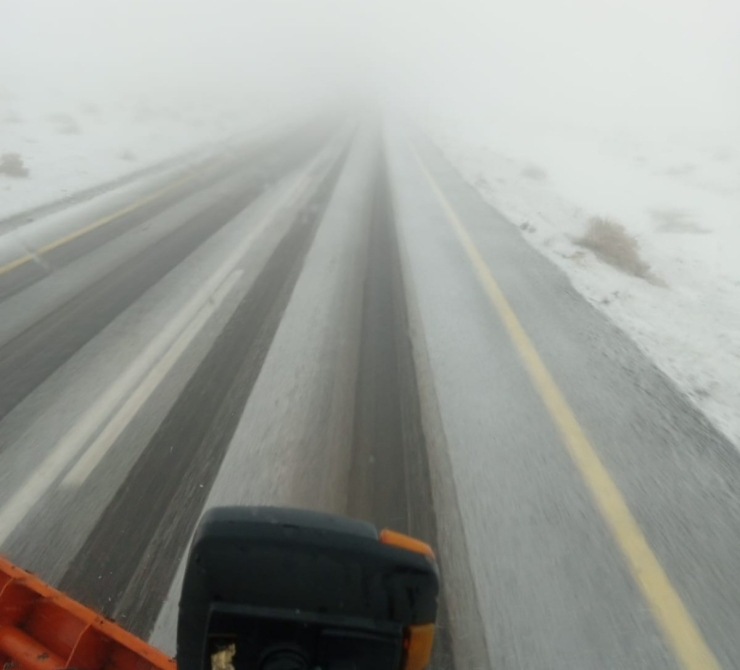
0,118 -> 738,670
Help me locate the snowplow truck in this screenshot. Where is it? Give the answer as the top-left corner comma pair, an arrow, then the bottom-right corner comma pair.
0,507 -> 439,670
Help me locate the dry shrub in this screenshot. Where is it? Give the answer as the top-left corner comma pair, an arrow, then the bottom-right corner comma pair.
49,113 -> 81,134
663,163 -> 695,176
134,105 -> 157,123
0,153 -> 29,178
651,209 -> 709,234
521,165 -> 547,181
576,217 -> 652,279
714,149 -> 732,162
80,102 -> 100,116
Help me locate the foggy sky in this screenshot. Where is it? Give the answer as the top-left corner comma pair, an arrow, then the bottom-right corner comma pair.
3,0 -> 739,138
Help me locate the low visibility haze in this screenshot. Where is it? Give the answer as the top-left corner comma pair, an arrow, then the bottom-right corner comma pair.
4,1 -> 740,668
4,0 -> 739,139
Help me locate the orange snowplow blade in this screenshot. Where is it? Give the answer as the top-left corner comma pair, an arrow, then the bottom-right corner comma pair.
0,557 -> 174,670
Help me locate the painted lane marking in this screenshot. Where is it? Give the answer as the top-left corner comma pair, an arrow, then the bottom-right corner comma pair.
0,168 -> 313,545
59,269 -> 243,488
0,173 -> 195,277
412,148 -> 721,670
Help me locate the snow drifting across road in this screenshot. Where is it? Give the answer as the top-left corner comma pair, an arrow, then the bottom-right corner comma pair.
428,119 -> 740,448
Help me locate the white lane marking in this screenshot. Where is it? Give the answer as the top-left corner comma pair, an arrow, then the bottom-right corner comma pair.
0,173 -> 311,545
59,269 -> 243,488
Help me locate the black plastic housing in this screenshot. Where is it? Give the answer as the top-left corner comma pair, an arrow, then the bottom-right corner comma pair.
177,507 -> 438,670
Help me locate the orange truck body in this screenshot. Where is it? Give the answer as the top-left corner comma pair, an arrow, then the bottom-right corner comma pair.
0,527 -> 436,670
0,557 -> 173,670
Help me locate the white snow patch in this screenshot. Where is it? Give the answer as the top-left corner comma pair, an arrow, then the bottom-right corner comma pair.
427,117 -> 740,447
0,87 -> 281,221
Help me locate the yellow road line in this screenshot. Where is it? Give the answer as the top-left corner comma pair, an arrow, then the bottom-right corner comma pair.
0,253 -> 35,276
0,173 -> 194,277
412,149 -> 721,670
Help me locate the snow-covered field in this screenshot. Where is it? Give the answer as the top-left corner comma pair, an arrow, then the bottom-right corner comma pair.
0,87 -> 274,221
427,117 -> 740,447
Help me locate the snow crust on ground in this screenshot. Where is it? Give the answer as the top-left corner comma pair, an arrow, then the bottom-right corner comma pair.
427,115 -> 740,447
0,86 -> 275,220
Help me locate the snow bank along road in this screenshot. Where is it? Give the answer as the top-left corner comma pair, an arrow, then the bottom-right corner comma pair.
1,118 -> 740,670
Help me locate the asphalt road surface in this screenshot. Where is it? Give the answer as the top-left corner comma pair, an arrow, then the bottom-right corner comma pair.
1,118 -> 740,670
